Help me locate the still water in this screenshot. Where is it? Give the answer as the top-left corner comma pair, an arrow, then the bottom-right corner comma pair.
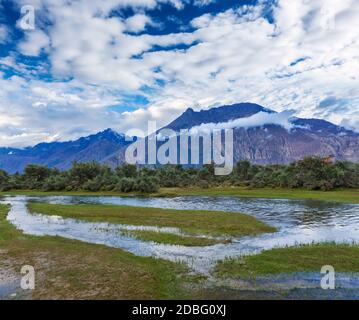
1,195 -> 359,274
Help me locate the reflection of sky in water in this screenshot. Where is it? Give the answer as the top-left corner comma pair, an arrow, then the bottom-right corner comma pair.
1,195 -> 359,274
40,195 -> 359,229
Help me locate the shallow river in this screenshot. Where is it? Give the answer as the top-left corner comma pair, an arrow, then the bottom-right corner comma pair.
1,195 -> 359,274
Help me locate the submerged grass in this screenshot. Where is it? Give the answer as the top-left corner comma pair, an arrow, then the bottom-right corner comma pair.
3,201 -> 359,299
215,243 -> 359,279
27,202 -> 277,237
122,230 -> 231,247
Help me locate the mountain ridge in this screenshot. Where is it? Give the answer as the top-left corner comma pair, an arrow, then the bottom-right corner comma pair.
166,103 -> 274,131
0,103 -> 358,173
0,129 -> 132,173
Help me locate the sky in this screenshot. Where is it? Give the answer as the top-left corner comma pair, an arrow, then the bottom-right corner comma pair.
0,0 -> 358,147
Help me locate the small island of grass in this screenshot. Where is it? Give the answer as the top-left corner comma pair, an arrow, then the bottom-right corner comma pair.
215,243 -> 359,279
27,202 -> 277,239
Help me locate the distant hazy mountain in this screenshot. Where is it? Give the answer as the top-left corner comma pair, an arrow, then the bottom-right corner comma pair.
0,103 -> 358,173
0,129 -> 131,173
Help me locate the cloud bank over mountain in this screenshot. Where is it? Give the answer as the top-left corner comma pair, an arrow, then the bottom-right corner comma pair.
0,0 -> 358,147
1,103 -> 358,173
189,110 -> 296,134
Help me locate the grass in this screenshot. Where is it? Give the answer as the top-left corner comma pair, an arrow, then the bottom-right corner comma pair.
1,187 -> 358,203
0,190 -> 136,197
159,187 -> 359,204
122,230 -> 230,247
27,202 -> 276,237
3,201 -> 359,299
215,243 -> 359,279
0,203 -> 192,299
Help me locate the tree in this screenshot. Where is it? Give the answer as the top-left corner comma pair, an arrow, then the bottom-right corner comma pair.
43,175 -> 68,191
197,166 -> 212,181
116,178 -> 136,193
136,176 -> 160,193
116,164 -> 137,178
23,164 -> 57,189
293,157 -> 331,190
236,160 -> 251,181
68,162 -> 103,189
0,169 -> 10,191
157,165 -> 181,187
0,156 -> 358,192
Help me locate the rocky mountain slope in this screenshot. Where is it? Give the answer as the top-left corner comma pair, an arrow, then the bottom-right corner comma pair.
1,103 -> 358,172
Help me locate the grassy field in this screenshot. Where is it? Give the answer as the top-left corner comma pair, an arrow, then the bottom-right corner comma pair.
159,187 -> 359,204
0,203 -> 194,299
1,187 -> 358,203
27,202 -> 276,238
121,230 -> 230,246
0,190 -> 135,197
215,243 -> 359,279
3,200 -> 359,299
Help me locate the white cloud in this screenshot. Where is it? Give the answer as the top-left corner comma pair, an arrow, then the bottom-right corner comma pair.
125,14 -> 153,33
189,110 -> 296,134
193,0 -> 216,7
18,30 -> 49,56
0,0 -> 358,147
0,25 -> 8,43
15,0 -> 196,89
135,0 -> 359,131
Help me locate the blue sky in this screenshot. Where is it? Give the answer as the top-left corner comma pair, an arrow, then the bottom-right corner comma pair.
0,0 -> 358,146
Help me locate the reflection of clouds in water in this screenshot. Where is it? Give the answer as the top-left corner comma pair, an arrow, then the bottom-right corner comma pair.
2,196 -> 359,274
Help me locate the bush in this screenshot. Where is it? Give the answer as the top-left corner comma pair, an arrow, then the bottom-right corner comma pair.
116,164 -> 137,178
83,177 -> 102,192
0,169 -> 11,191
157,165 -> 181,187
116,178 -> 136,193
42,175 -> 68,191
196,180 -> 210,189
23,164 -> 57,189
136,176 -> 160,193
0,157 -> 358,192
68,162 -> 103,189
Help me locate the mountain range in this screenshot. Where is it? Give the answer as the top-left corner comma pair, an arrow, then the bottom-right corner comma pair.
1,103 -> 358,173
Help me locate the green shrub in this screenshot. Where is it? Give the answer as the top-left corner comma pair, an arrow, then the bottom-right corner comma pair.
116,178 -> 136,193
136,176 -> 160,193
42,175 -> 68,191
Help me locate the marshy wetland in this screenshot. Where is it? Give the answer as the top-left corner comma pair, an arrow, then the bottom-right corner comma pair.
1,190 -> 359,299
